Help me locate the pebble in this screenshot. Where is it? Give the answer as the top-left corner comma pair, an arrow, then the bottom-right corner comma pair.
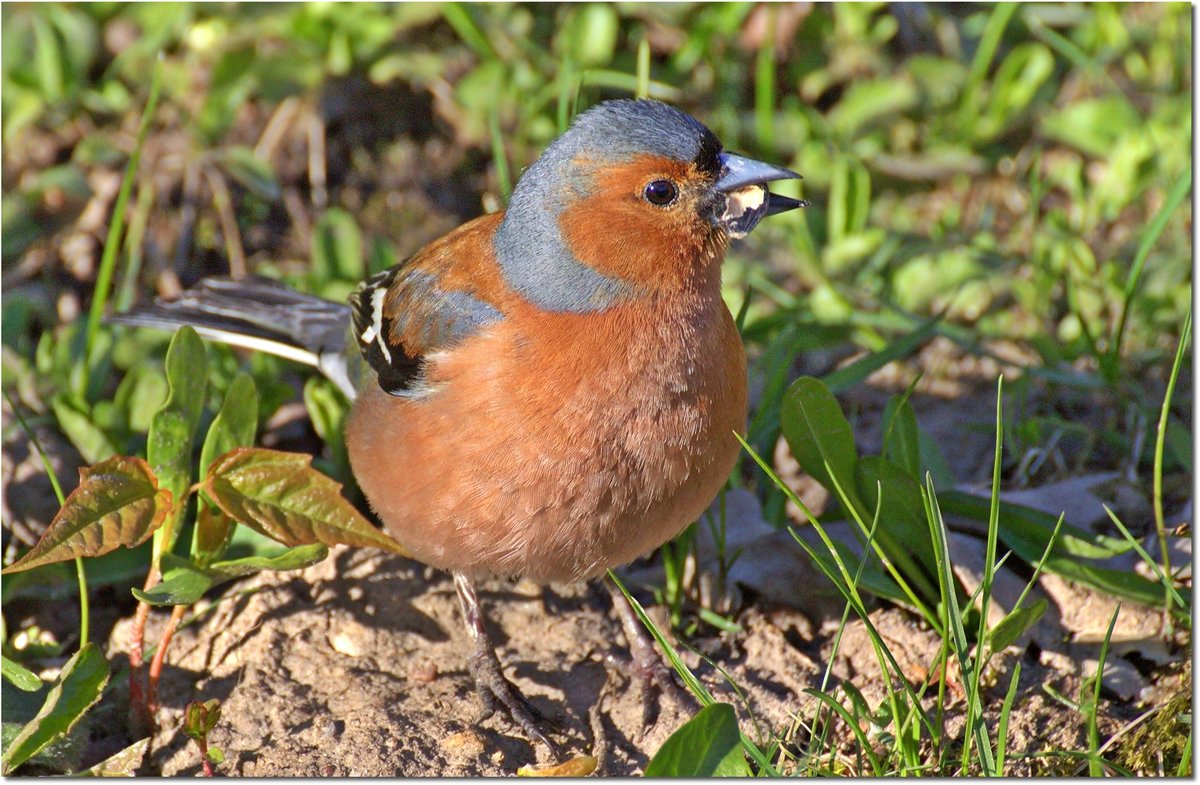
440,729 -> 486,761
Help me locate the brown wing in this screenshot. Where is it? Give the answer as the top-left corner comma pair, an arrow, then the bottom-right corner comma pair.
349,215 -> 510,397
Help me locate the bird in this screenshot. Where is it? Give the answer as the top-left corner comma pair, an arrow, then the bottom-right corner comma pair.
111,98 -> 806,755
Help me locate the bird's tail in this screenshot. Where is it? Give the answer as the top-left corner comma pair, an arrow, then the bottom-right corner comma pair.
107,276 -> 358,398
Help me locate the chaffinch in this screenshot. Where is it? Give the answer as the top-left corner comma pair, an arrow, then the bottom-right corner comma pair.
114,98 -> 805,754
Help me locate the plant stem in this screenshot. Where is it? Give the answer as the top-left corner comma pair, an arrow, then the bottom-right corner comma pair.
128,568 -> 160,734
2,391 -> 90,651
1152,305 -> 1191,623
74,558 -> 90,645
147,604 -> 187,715
636,38 -> 650,99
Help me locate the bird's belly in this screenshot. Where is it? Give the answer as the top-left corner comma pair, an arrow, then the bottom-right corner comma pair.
344,303 -> 747,583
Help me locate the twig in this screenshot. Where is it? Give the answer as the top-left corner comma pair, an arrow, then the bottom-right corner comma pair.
254,95 -> 301,162
202,163 -> 247,278
307,110 -> 327,209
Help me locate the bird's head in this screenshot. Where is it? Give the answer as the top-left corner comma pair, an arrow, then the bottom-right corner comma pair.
495,99 -> 805,311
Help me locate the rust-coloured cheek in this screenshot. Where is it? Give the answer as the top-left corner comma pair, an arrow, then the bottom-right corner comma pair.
557,156 -> 723,289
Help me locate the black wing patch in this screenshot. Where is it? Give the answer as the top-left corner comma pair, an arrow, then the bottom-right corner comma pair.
350,268 -> 423,396
349,267 -> 504,397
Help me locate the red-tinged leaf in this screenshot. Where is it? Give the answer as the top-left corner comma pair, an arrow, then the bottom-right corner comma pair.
2,456 -> 171,574
203,448 -> 407,554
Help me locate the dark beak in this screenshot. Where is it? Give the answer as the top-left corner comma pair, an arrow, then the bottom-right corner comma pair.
712,152 -> 807,237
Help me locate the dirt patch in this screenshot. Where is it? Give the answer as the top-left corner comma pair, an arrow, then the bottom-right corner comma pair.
108,547 -> 809,776
94,539 -> 1185,776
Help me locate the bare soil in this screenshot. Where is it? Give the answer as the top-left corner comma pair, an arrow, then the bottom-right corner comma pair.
98,531 -> 1184,776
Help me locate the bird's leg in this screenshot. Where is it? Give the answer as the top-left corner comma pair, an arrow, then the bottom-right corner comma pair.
603,577 -> 698,727
452,572 -> 560,758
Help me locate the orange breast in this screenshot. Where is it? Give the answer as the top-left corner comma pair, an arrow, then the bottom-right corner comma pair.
343,286 -> 747,583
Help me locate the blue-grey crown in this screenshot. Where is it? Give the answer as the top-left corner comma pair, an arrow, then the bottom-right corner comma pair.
560,99 -> 723,172
494,100 -> 723,314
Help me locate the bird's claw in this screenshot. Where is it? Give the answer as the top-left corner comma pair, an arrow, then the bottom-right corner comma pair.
603,578 -> 699,729
455,573 -> 561,760
632,655 -> 695,728
467,647 -> 561,759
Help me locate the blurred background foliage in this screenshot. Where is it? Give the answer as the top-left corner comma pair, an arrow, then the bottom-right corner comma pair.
1,2 -> 1192,536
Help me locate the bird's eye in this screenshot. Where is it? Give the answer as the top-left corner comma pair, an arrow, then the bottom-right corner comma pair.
643,179 -> 678,206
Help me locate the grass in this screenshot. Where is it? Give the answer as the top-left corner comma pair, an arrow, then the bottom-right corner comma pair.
1,1 -> 1191,777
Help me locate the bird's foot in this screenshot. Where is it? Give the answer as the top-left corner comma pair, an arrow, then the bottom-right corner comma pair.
454,572 -> 561,759
467,644 -> 561,757
629,645 -> 696,728
604,578 -> 699,728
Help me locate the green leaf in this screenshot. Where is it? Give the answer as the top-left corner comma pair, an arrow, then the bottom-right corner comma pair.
133,544 -> 329,606
644,703 -> 749,777
203,448 -> 406,553
1,643 -> 110,775
828,76 -> 918,140
977,43 -> 1054,141
206,746 -> 225,765
51,395 -> 116,464
881,396 -> 921,479
195,372 -> 258,565
940,492 -> 1170,608
183,698 -> 221,741
2,456 -> 172,574
208,543 -> 329,582
310,208 -> 363,286
75,737 -> 148,776
199,373 -> 258,480
989,598 -> 1048,652
780,377 -> 862,512
302,376 -> 350,477
131,557 -> 211,606
148,326 -> 208,556
192,505 -> 235,573
855,456 -> 938,581
2,656 -> 42,692
562,3 -> 618,67
804,537 -> 908,604
1041,96 -> 1140,157
212,146 -> 280,201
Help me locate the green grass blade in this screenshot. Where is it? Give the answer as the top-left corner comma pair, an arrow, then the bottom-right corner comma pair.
487,107 -> 512,204
968,376 -> 1004,767
81,52 -> 163,397
754,6 -> 776,150
958,3 -> 1019,127
606,571 -> 778,775
1177,723 -> 1193,776
4,390 -> 88,647
803,689 -> 884,775
921,474 -> 995,775
440,3 -> 496,60
1085,605 -> 1121,776
995,660 -> 1021,773
1109,165 -> 1192,367
1151,304 -> 1191,620
1101,505 -> 1189,619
